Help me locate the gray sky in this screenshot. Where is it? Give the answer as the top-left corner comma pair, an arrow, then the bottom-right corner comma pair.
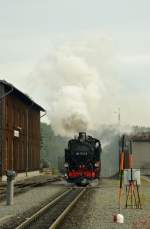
1,0 -> 150,126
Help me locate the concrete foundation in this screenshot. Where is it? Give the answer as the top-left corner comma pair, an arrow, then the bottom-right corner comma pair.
2,170 -> 40,182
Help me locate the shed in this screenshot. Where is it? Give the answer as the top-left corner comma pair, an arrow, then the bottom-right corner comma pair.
0,80 -> 45,176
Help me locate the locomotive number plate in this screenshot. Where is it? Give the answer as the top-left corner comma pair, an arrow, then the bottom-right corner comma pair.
76,152 -> 88,156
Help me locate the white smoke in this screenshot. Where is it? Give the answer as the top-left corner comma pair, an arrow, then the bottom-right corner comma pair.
29,34 -> 120,136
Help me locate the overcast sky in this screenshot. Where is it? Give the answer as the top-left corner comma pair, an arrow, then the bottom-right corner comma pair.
1,0 -> 150,127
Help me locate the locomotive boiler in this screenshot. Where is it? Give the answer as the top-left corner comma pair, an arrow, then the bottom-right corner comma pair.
64,132 -> 102,185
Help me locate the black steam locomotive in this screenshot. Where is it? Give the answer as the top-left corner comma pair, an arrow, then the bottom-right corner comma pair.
64,132 -> 102,185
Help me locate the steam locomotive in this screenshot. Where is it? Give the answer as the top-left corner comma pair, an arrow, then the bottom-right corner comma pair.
64,132 -> 102,185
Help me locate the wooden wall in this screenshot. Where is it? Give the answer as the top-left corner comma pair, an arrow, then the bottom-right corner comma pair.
2,93 -> 40,174
0,84 -> 5,175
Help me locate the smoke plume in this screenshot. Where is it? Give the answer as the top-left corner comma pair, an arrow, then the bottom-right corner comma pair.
29,34 -> 120,136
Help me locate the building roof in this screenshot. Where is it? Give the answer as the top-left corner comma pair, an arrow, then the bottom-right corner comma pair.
120,133 -> 150,143
131,133 -> 150,142
0,80 -> 45,112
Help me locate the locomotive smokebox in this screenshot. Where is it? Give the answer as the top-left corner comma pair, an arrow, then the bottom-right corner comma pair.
79,132 -> 86,142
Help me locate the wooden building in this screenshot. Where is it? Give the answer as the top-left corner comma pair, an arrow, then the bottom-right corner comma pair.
0,80 -> 45,176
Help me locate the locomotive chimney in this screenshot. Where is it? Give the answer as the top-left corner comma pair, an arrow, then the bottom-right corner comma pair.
79,132 -> 86,141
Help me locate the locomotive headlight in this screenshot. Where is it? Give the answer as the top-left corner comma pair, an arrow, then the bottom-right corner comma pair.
95,142 -> 99,148
95,162 -> 99,167
64,162 -> 69,168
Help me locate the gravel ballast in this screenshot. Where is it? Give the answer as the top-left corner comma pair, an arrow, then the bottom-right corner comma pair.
0,183 -> 66,228
60,179 -> 150,229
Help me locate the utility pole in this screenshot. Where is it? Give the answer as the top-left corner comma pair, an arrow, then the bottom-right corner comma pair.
118,107 -> 121,163
118,107 -> 121,136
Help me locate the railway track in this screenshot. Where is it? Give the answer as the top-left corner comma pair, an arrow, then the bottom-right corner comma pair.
15,188 -> 86,229
0,177 -> 61,201
142,175 -> 150,183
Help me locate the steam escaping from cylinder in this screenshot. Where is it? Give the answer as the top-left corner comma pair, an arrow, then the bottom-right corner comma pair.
29,34 -> 119,136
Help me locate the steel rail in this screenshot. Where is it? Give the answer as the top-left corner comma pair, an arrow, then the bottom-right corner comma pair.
15,188 -> 86,229
15,189 -> 71,229
141,175 -> 150,183
50,188 -> 86,229
0,177 -> 61,202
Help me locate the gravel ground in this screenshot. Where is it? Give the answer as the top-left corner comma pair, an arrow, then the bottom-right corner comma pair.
60,179 -> 150,229
0,174 -> 62,202
0,182 -> 66,228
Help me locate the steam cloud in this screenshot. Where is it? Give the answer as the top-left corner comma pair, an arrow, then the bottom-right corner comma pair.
29,34 -> 120,136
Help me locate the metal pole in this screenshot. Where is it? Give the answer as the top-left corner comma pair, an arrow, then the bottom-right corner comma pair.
118,107 -> 121,172
26,109 -> 29,176
118,107 -> 120,136
6,178 -> 14,205
6,170 -> 15,205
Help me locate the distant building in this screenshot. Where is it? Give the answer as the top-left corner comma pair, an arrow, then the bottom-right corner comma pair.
120,133 -> 150,175
0,80 -> 45,177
